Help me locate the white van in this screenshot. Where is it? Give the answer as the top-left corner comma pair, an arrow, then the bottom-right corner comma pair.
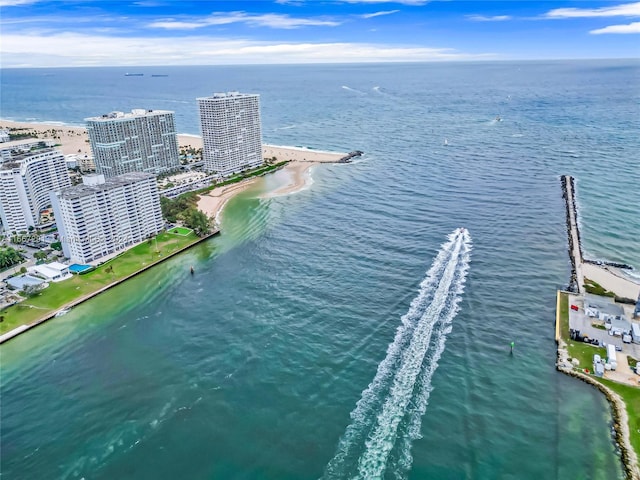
631,323 -> 640,344
606,343 -> 618,370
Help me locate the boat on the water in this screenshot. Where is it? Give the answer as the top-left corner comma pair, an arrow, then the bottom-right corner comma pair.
54,308 -> 70,317
125,73 -> 144,76
151,74 -> 168,77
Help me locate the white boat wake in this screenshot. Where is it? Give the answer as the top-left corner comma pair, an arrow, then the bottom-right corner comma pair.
323,228 -> 472,479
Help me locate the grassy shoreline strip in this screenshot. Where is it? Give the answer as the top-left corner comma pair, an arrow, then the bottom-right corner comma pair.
0,230 -> 218,343
556,291 -> 640,479
195,161 -> 289,195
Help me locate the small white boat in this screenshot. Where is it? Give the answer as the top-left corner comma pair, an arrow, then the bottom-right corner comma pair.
443,138 -> 449,146
55,308 -> 70,317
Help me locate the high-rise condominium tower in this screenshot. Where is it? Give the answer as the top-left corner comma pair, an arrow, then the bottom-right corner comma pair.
197,92 -> 262,177
86,109 -> 180,178
50,172 -> 163,263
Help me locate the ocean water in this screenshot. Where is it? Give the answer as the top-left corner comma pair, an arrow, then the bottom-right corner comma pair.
1,61 -> 639,479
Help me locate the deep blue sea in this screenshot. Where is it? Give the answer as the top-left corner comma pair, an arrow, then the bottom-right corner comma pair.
1,61 -> 639,479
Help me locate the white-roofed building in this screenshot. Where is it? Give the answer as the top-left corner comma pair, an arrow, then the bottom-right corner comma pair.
28,262 -> 71,282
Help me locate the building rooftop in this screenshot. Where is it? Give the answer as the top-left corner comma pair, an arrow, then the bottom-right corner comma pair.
585,293 -> 625,317
1,148 -> 60,169
85,109 -> 174,122
0,138 -> 55,150
55,171 -> 156,200
197,92 -> 259,100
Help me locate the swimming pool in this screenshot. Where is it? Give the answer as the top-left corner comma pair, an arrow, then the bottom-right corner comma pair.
68,264 -> 93,274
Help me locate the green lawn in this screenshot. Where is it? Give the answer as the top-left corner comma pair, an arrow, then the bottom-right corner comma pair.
168,226 -> 193,236
559,291 -> 640,460
0,232 -> 200,334
596,378 -> 640,460
560,292 -> 607,370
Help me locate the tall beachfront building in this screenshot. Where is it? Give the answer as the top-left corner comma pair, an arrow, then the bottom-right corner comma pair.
0,149 -> 71,233
50,172 -> 163,264
86,109 -> 180,178
197,92 -> 263,177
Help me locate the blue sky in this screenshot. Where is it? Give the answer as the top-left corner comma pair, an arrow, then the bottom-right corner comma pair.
1,1 -> 639,67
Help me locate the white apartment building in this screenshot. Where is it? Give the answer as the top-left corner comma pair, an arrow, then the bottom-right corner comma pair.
197,92 -> 263,177
1,138 -> 56,162
51,173 -> 164,264
0,149 -> 71,233
86,109 -> 180,178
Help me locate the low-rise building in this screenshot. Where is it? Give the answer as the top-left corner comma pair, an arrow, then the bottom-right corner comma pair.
583,293 -> 625,321
28,262 -> 71,282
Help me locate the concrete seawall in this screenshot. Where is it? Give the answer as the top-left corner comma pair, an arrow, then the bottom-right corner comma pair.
0,230 -> 219,344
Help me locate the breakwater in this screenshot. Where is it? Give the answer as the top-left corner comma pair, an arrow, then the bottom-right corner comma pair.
560,175 -> 583,293
0,230 -> 219,344
584,259 -> 634,270
339,150 -> 363,163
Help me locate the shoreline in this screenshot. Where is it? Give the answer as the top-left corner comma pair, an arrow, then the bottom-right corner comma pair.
557,176 -> 640,479
0,120 -> 352,342
0,119 -> 349,222
0,230 -> 219,344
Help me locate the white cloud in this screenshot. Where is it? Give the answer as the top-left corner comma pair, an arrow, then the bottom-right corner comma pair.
148,11 -> 341,30
467,15 -> 511,22
0,0 -> 39,5
590,21 -> 640,33
545,2 -> 640,18
362,10 -> 400,19
343,0 -> 428,4
0,32 -> 496,67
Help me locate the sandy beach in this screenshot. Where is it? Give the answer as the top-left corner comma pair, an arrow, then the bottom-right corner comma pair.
582,263 -> 640,300
1,120 -> 347,222
0,120 -> 93,156
196,146 -> 344,221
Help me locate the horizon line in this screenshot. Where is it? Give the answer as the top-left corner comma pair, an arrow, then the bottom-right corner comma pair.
2,57 -> 639,69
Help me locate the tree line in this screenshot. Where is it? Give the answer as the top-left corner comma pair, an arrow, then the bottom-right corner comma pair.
0,247 -> 24,270
160,192 -> 212,237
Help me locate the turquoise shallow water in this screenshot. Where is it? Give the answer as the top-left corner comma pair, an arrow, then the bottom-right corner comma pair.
1,61 -> 638,479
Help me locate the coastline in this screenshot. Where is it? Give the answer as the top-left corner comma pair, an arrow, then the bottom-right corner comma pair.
557,176 -> 640,479
0,119 -> 348,222
0,120 -> 351,342
0,230 -> 219,344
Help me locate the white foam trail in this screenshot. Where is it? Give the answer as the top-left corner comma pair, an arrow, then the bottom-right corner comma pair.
392,241 -> 471,478
356,233 -> 468,478
342,85 -> 366,95
323,230 -> 471,479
